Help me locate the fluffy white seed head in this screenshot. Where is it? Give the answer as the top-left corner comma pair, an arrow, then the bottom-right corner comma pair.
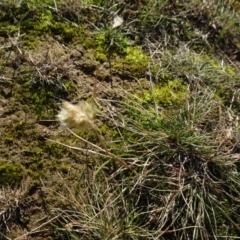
57,101 -> 97,129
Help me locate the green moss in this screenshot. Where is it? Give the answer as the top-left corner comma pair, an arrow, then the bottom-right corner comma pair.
5,135 -> 14,144
62,80 -> 75,92
138,79 -> 189,107
95,50 -> 107,62
49,159 -> 59,171
0,4 -> 83,47
82,36 -> 97,49
98,124 -> 109,135
22,10 -> 53,33
21,87 -> 55,118
0,22 -> 19,35
82,28 -> 150,76
23,147 -> 44,176
97,123 -> 119,144
29,159 -> 44,172
89,0 -> 109,5
45,142 -> 64,159
4,120 -> 27,143
23,216 -> 30,225
14,81 -> 65,118
81,130 -> 99,143
93,34 -> 108,61
94,30 -> 129,57
0,161 -> 24,186
22,33 -> 39,48
59,165 -> 69,174
113,46 -> 149,76
97,38 -> 149,76
23,146 -> 43,156
44,142 -> 73,173
52,21 -> 80,43
125,47 -> 149,65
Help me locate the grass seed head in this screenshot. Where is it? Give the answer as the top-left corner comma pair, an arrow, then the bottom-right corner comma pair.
57,101 -> 96,129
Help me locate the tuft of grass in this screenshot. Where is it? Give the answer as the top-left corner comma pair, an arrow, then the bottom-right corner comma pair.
49,167 -> 153,239
50,81 -> 240,239
0,184 -> 28,238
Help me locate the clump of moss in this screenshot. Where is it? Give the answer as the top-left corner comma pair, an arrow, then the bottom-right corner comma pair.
0,161 -> 24,186
14,84 -> 56,118
4,120 -> 27,144
0,22 -> 19,35
51,21 -> 80,43
137,79 -> 189,107
94,30 -> 129,59
125,47 -> 149,65
22,146 -> 46,178
15,77 -> 72,118
44,141 -> 73,173
45,141 -> 64,159
22,11 -> 82,45
0,2 -> 84,48
113,46 -> 150,76
22,10 -> 53,34
93,30 -> 149,76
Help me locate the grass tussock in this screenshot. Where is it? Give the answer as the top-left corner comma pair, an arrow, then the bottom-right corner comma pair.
48,84 -> 240,239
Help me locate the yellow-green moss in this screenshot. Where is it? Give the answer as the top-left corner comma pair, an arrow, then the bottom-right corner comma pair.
0,4 -> 84,48
4,120 -> 27,143
93,32 -> 112,60
0,161 -> 24,186
23,146 -> 44,177
95,39 -> 149,76
97,123 -> 119,143
23,34 -> 40,48
125,47 -> 149,65
81,35 -> 97,49
22,10 -> 52,33
137,79 -> 189,107
52,21 -> 80,42
0,22 -> 19,35
113,46 -> 149,76
95,49 -> 108,62
94,30 -> 129,58
16,86 -> 55,118
87,0 -> 110,6
45,141 -> 64,158
14,79 -> 71,118
80,28 -> 150,76
44,142 -> 73,173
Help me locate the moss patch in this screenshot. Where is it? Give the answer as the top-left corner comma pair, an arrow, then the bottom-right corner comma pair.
93,31 -> 149,77
0,161 -> 24,186
135,79 -> 189,107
